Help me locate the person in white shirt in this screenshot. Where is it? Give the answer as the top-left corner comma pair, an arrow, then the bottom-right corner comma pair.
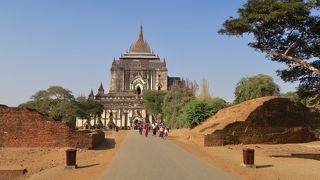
164,127 -> 168,138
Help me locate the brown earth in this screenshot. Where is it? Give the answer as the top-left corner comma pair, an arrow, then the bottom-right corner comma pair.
169,129 -> 320,180
0,130 -> 128,180
192,96 -> 317,146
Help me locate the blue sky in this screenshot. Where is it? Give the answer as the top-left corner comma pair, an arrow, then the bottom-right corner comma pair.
0,0 -> 298,106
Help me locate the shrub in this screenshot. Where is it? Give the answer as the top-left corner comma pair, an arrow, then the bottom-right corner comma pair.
181,98 -> 227,128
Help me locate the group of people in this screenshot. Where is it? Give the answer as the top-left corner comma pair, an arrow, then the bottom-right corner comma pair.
137,121 -> 169,138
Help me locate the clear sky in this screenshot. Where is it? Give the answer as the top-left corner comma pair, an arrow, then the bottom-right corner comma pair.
0,0 -> 298,106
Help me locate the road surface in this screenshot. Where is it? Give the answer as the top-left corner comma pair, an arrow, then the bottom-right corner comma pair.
100,130 -> 234,180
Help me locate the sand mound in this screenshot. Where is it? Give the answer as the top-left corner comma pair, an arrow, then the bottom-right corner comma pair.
192,96 -> 278,135
191,96 -> 315,146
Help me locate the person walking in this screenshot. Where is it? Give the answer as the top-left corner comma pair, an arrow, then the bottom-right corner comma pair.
138,121 -> 143,135
164,127 -> 169,139
159,126 -> 164,138
152,123 -> 156,136
144,122 -> 149,137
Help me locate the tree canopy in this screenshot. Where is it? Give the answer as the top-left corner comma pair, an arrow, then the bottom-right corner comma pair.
163,85 -> 195,128
142,90 -> 167,122
76,96 -> 104,121
19,86 -> 77,124
234,74 -> 280,103
281,91 -> 301,102
282,91 -> 320,106
181,98 -> 227,128
219,0 -> 320,100
19,86 -> 103,127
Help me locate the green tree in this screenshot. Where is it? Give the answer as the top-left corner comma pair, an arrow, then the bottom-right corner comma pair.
19,91 -> 51,115
75,96 -> 104,128
19,86 -> 77,126
163,86 -> 195,128
181,98 -> 227,128
234,74 -> 280,103
281,91 -> 320,106
281,91 -> 301,102
50,100 -> 77,123
219,0 -> 320,100
142,90 -> 166,122
210,97 -> 228,112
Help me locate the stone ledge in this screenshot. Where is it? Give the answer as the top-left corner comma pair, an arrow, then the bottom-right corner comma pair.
0,169 -> 27,180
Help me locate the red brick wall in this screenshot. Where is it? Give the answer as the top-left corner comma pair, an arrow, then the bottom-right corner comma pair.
0,105 -> 104,148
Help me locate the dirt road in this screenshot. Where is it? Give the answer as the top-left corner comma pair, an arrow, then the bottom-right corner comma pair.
100,130 -> 234,180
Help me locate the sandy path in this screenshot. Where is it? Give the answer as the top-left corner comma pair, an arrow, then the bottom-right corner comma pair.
100,130 -> 234,180
169,129 -> 320,180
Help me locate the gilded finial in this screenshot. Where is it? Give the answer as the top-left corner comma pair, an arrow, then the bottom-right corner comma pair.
128,24 -> 151,53
138,24 -> 144,41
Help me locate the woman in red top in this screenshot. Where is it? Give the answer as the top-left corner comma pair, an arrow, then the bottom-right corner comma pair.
144,123 -> 149,137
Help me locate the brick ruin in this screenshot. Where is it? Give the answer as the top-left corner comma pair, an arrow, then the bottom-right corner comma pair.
192,97 -> 318,146
0,105 -> 104,149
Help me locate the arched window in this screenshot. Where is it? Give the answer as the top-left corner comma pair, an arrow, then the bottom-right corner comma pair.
137,86 -> 141,95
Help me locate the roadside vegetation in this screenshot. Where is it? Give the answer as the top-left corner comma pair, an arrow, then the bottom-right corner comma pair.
143,78 -> 227,129
19,86 -> 103,128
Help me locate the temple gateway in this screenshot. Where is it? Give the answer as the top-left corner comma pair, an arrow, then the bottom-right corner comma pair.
76,25 -> 182,129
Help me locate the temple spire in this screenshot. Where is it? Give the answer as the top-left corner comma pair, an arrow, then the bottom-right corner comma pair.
99,82 -> 104,91
138,24 -> 144,41
128,24 -> 151,53
88,89 -> 94,100
98,82 -> 105,95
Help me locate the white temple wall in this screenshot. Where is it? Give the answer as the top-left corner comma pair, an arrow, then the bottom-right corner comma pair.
76,108 -> 148,129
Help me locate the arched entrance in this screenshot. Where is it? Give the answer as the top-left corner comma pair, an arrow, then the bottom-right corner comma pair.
137,86 -> 141,95
131,75 -> 145,95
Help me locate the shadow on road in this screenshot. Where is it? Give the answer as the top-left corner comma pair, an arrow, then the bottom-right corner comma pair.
77,163 -> 100,169
256,164 -> 273,168
92,138 -> 116,150
270,153 -> 320,161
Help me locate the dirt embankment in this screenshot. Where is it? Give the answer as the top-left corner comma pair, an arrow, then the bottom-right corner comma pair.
191,96 -> 317,146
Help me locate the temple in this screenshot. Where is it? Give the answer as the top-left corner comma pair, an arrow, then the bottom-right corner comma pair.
76,25 -> 182,129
